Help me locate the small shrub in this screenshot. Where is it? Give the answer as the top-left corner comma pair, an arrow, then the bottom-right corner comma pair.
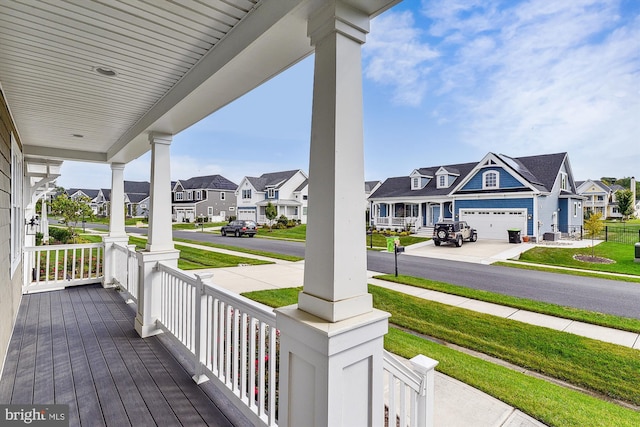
228,215 -> 237,222
49,227 -> 72,244
277,215 -> 289,226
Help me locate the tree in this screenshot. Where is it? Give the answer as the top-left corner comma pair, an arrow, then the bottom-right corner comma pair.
265,202 -> 277,232
600,177 -> 617,186
50,193 -> 94,242
583,212 -> 604,258
615,189 -> 634,220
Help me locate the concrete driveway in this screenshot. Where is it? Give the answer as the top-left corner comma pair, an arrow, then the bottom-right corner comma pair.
403,239 -> 531,264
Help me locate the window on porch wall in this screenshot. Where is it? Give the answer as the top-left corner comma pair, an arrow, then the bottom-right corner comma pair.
10,133 -> 23,276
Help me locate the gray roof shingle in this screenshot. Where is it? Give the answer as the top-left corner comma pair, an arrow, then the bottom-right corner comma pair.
246,170 -> 300,191
177,175 -> 237,191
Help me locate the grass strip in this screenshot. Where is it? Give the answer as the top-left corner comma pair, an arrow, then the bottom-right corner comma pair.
369,285 -> 640,406
374,274 -> 640,333
493,261 -> 640,284
517,242 -> 640,276
385,328 -> 640,427
243,285 -> 640,407
173,237 -> 303,262
129,236 -> 272,270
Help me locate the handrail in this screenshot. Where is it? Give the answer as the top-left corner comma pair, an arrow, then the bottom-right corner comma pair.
156,261 -> 279,427
383,350 -> 438,427
23,243 -> 103,293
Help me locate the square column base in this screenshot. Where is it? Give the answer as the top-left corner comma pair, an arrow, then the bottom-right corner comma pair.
276,305 -> 389,427
135,250 -> 180,338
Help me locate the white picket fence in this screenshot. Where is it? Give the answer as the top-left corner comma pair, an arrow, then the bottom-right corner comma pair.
23,243 -> 103,293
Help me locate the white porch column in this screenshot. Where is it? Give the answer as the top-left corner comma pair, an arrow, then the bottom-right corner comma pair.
41,196 -> 49,243
276,3 -> 389,426
135,132 -> 179,338
102,163 -> 128,288
109,163 -> 127,238
146,133 -> 174,252
417,202 -> 422,230
439,202 -> 444,222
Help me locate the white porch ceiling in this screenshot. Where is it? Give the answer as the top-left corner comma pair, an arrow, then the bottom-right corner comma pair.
0,0 -> 399,165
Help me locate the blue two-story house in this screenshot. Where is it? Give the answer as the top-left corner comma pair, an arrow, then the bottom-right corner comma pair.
369,152 -> 584,240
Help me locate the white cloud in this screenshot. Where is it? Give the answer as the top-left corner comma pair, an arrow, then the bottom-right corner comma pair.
413,0 -> 640,178
365,11 -> 439,106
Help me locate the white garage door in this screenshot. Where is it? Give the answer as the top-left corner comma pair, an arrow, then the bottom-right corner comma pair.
459,209 -> 527,240
237,209 -> 255,221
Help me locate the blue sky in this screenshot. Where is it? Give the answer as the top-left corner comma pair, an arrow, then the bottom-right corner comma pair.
58,0 -> 640,190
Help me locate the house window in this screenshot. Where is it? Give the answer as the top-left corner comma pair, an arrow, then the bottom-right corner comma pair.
267,188 -> 276,199
483,171 -> 499,189
412,177 -> 420,190
195,190 -> 202,200
11,133 -> 23,277
208,207 -> 213,216
560,173 -> 568,190
242,189 -> 251,199
220,192 -> 225,201
303,195 -> 308,201
596,195 -> 604,201
303,207 -> 308,215
175,192 -> 183,201
573,202 -> 578,217
186,191 -> 193,200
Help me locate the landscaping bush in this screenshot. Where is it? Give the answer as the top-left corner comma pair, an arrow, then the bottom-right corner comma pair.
49,227 -> 72,244
277,215 -> 289,227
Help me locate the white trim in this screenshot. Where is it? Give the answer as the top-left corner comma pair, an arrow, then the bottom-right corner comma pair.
482,170 -> 499,189
11,132 -> 24,277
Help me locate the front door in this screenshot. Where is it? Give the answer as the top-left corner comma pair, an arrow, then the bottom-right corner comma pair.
431,206 -> 440,225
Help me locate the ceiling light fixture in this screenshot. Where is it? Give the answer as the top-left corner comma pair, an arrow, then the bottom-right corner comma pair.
94,66 -> 117,77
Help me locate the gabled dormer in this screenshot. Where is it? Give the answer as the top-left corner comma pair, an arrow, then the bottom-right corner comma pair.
435,167 -> 460,189
409,169 -> 432,190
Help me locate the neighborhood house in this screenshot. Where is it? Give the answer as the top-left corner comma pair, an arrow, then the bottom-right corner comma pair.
369,152 -> 584,241
171,174 -> 237,223
235,170 -> 308,224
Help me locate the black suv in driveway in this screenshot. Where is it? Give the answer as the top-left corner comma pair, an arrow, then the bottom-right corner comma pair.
220,220 -> 257,237
433,220 -> 477,247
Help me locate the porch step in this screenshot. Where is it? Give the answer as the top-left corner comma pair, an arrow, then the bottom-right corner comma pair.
415,227 -> 434,237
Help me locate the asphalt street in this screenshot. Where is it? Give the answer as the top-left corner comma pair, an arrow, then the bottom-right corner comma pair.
74,222 -> 640,319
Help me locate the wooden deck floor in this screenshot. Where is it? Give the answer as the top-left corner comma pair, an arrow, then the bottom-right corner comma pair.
0,284 -> 251,426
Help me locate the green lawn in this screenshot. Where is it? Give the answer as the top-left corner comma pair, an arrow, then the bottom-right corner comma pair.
243,285 -> 640,413
375,274 -> 640,333
515,242 -> 640,276
386,329 -> 640,427
128,236 -> 273,269
254,224 -> 429,248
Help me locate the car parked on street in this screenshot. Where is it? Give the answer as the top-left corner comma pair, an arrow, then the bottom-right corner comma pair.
432,220 -> 477,247
220,220 -> 257,237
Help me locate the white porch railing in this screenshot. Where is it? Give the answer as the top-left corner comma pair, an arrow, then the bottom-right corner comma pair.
374,216 -> 421,229
112,243 -> 139,303
156,262 -> 279,427
23,243 -> 103,293
21,241 -> 438,426
383,350 -> 438,427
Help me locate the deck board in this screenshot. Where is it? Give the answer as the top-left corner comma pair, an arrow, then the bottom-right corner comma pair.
0,284 -> 249,426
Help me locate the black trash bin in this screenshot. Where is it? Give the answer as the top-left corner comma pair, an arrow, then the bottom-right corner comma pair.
508,229 -> 521,244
